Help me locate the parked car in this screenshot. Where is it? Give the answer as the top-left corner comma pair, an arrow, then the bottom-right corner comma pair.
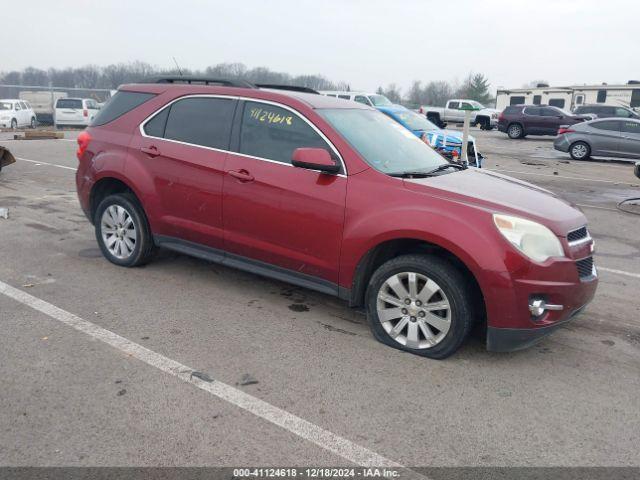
76,77 -> 597,359
19,90 -> 68,125
573,104 -> 640,119
554,118 -> 640,160
0,99 -> 37,129
498,105 -> 592,139
377,104 -> 483,166
420,100 -> 500,130
54,98 -> 100,128
319,91 -> 393,107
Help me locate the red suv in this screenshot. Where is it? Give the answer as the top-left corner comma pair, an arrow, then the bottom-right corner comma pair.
76,77 -> 598,359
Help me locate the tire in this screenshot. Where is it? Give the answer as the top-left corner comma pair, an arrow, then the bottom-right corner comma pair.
94,193 -> 156,267
30,117 -> 37,129
507,123 -> 524,139
10,118 -> 17,130
569,141 -> 591,161
365,254 -> 477,359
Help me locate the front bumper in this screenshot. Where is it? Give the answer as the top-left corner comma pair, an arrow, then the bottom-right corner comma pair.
487,303 -> 589,352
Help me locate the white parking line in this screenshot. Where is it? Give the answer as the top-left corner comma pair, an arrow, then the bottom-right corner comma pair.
17,157 -> 77,171
0,280 -> 403,469
598,267 -> 640,280
489,168 -> 639,186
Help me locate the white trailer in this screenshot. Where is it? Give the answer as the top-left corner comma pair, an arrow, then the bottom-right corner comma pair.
496,82 -> 640,112
19,90 -> 67,125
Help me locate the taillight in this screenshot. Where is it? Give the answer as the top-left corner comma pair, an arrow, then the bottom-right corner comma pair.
557,127 -> 575,135
76,131 -> 91,160
83,109 -> 88,117
498,112 -> 505,121
419,107 -> 424,114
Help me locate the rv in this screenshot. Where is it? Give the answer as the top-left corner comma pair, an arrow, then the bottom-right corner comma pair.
496,81 -> 640,112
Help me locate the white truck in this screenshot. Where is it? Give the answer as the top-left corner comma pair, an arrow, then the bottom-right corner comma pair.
19,91 -> 68,125
419,99 -> 500,130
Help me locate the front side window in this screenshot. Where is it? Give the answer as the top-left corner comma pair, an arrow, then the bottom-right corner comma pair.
239,101 -> 331,165
524,107 -> 541,116
20,101 -> 28,109
591,120 -> 621,131
318,108 -> 446,175
163,97 -> 236,149
354,96 -> 372,106
615,108 -> 633,118
622,121 -> 640,134
14,103 -> 21,111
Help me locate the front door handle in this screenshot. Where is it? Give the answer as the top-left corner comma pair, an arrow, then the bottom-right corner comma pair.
228,169 -> 254,182
140,146 -> 160,158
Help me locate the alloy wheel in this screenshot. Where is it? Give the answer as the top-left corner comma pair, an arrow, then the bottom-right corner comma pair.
101,205 -> 137,259
508,124 -> 521,138
571,143 -> 588,159
376,272 -> 452,349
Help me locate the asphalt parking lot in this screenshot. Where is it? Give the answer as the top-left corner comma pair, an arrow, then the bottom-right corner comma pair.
1,128 -> 639,468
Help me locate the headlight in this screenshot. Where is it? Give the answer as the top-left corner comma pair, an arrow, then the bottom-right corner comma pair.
493,214 -> 564,262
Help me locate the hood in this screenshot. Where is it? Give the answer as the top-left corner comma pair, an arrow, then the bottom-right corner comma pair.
403,168 -> 585,236
480,108 -> 500,115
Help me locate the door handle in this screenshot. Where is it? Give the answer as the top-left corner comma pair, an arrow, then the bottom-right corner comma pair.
140,146 -> 160,158
227,169 -> 254,182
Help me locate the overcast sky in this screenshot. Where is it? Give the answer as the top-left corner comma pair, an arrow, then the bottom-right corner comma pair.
4,0 -> 638,92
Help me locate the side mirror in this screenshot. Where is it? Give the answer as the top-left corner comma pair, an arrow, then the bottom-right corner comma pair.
291,148 -> 340,174
635,161 -> 640,179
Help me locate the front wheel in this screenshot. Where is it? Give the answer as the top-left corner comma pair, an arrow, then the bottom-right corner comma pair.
569,141 -> 591,160
94,193 -> 156,267
30,117 -> 37,129
10,119 -> 17,130
365,254 -> 477,359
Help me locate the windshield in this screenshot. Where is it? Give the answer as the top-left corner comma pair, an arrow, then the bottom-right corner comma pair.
368,95 -> 392,106
0,102 -> 12,110
392,110 -> 439,131
318,109 -> 447,174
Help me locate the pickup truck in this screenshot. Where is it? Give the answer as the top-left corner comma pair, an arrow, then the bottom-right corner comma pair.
419,99 -> 500,130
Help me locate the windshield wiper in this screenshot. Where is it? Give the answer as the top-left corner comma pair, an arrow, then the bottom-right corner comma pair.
424,163 -> 467,175
387,170 -> 434,178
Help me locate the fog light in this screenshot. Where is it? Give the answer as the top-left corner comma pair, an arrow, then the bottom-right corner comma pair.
529,298 -> 564,317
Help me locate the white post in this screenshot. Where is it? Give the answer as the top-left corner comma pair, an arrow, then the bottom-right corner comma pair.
461,109 -> 471,166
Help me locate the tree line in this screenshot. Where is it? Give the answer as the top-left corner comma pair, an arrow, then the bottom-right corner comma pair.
0,62 -> 494,107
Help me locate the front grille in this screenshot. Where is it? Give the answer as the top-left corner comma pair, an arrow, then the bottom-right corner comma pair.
568,226 -> 588,243
576,257 -> 594,279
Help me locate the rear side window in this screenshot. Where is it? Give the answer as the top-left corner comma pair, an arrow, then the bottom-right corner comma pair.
448,101 -> 460,109
239,101 -> 330,165
91,91 -> 155,126
523,107 -> 541,116
163,97 -> 236,149
143,107 -> 170,138
57,99 -> 83,109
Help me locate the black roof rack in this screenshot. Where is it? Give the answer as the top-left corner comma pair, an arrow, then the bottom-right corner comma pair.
255,84 -> 319,94
144,76 -> 256,88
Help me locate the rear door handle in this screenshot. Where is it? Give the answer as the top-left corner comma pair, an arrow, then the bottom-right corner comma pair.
227,169 -> 254,182
140,146 -> 160,158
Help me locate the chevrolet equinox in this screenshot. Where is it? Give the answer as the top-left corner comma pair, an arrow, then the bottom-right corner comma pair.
75,77 -> 598,359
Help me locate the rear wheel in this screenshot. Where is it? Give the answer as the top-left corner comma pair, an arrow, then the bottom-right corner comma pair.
569,141 -> 591,160
507,123 -> 524,139
94,193 -> 156,267
365,254 -> 477,359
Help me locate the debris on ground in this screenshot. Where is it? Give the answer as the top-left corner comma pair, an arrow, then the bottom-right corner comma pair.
0,208 -> 8,219
190,371 -> 214,383
0,146 -> 16,170
237,373 -> 259,386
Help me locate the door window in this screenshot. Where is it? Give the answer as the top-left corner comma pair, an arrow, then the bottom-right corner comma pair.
19,101 -> 28,109
239,101 -> 331,165
354,95 -> 371,106
14,103 -> 21,111
591,120 -> 621,131
622,121 -> 640,134
540,107 -> 562,117
163,97 -> 236,149
523,107 -> 541,116
615,108 -> 633,118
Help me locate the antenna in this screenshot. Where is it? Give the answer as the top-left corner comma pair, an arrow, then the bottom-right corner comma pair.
172,57 -> 183,76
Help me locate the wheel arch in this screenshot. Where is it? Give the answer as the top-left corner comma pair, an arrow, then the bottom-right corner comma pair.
89,175 -> 144,224
347,237 -> 486,322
